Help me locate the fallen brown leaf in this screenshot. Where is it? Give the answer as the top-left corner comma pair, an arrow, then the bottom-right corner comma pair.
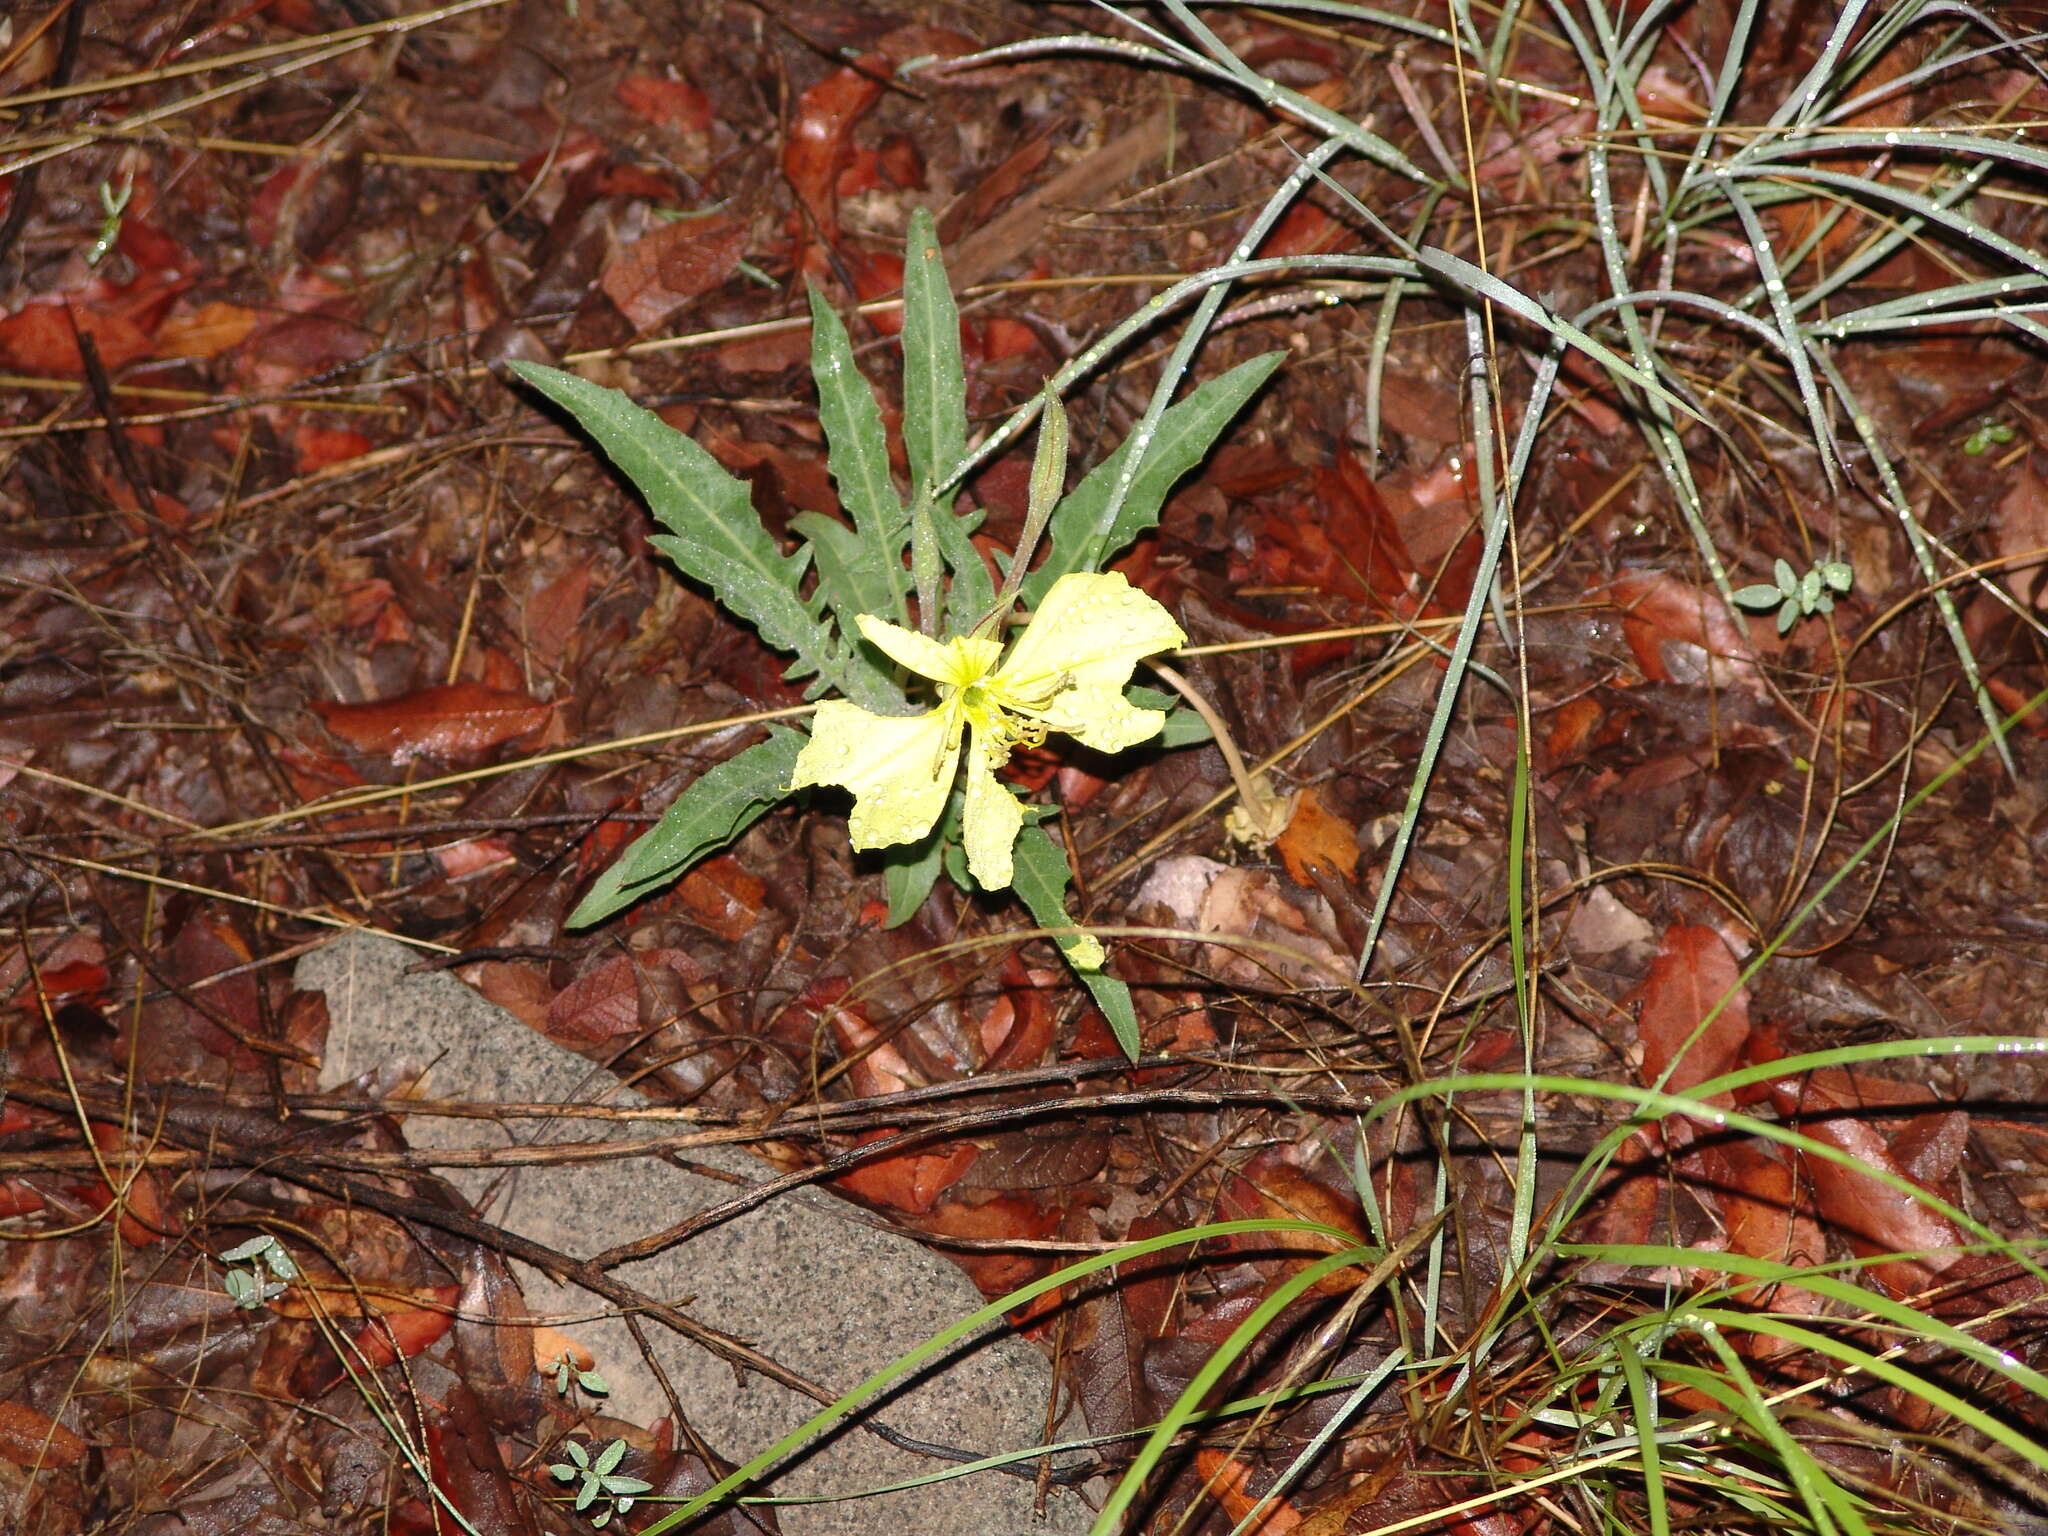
312,682 -> 552,764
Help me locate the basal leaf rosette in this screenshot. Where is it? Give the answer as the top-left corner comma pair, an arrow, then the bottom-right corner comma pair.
790,572 -> 1184,957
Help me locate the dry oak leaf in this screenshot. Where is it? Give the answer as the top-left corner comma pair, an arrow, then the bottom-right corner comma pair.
601,214 -> 746,332
1631,923 -> 1752,1104
0,1400 -> 87,1468
1274,784 -> 1360,886
614,71 -> 714,133
312,681 -> 552,764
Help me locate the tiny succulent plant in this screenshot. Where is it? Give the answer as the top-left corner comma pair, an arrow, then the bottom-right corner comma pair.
1733,557 -> 1853,634
218,1234 -> 298,1310
549,1350 -> 610,1401
549,1437 -> 652,1528
1961,417 -> 2015,456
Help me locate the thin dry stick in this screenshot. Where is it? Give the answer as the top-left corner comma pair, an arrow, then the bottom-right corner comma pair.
0,0 -> 508,113
20,850 -> 460,954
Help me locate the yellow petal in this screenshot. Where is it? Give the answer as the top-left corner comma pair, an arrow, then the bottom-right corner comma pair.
995,572 -> 1184,708
791,699 -> 959,851
1053,929 -> 1105,970
856,614 -> 1000,688
1031,683 -> 1166,754
959,728 -> 1025,890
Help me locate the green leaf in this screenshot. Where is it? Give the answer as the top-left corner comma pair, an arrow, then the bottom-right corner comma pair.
510,363 -> 875,704
593,1439 -> 627,1477
1021,351 -> 1283,608
1157,706 -> 1213,749
1011,825 -> 1141,1060
1126,685 -> 1211,748
900,207 -> 966,509
925,490 -> 994,634
567,728 -> 805,928
883,826 -> 948,928
806,282 -> 908,623
790,512 -> 905,652
1731,582 -> 1783,610
898,209 -> 996,634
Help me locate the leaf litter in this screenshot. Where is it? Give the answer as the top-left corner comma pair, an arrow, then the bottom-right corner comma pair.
0,2 -> 2046,1534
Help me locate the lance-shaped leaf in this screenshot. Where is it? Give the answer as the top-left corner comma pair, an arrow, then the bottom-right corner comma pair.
804,282 -> 909,627
512,362 -> 884,706
1022,351 -> 1283,608
568,728 -> 805,927
900,206 -> 967,511
898,207 -> 993,632
1011,824 -> 1142,1060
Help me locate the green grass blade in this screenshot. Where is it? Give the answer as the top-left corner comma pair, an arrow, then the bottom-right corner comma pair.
643,1218 -> 1360,1533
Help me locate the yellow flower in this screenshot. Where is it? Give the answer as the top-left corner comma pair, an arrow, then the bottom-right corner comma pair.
791,571 -> 1185,901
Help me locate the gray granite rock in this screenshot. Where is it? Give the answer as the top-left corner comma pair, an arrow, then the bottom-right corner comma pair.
298,933 -> 1090,1535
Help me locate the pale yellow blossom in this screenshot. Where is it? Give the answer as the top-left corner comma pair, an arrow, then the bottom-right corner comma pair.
791,573 -> 1184,901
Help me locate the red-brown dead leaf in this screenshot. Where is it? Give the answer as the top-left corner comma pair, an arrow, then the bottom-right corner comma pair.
530,1324 -> 593,1375
1274,785 -> 1361,887
1696,1141 -> 1826,1324
1608,570 -> 1767,696
545,949 -> 697,1045
822,993 -> 925,1095
1543,696 -> 1606,763
87,1121 -> 179,1245
1197,1449 -> 1304,1534
783,58 -> 886,250
979,957 -> 1056,1071
840,246 -> 906,335
834,1128 -> 978,1215
522,561 -> 590,667
433,837 -> 515,881
0,290 -> 155,374
600,214 -> 746,332
0,1400 -> 87,1468
312,681 -> 551,764
1632,925 -> 1752,1103
1993,452 -> 2048,607
154,298 -> 262,359
1253,452 -> 1416,612
293,424 -> 372,474
356,1289 -> 459,1368
1254,202 -> 1353,260
924,1193 -> 1059,1298
1767,1070 -> 1966,1297
675,855 -> 766,942
614,71 -> 714,133
1219,1149 -> 1374,1295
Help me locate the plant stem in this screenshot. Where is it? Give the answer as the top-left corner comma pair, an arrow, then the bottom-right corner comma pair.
1148,661 -> 1293,840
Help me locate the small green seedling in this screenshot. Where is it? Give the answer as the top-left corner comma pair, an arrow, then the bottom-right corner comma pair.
549,1437 -> 651,1528
85,177 -> 132,267
219,1234 -> 299,1310
510,207 -> 1274,1058
1733,557 -> 1853,634
1961,417 -> 2016,456
549,1350 -> 610,1400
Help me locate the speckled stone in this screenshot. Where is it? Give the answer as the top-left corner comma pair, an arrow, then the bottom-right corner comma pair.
298,932 -> 1090,1536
